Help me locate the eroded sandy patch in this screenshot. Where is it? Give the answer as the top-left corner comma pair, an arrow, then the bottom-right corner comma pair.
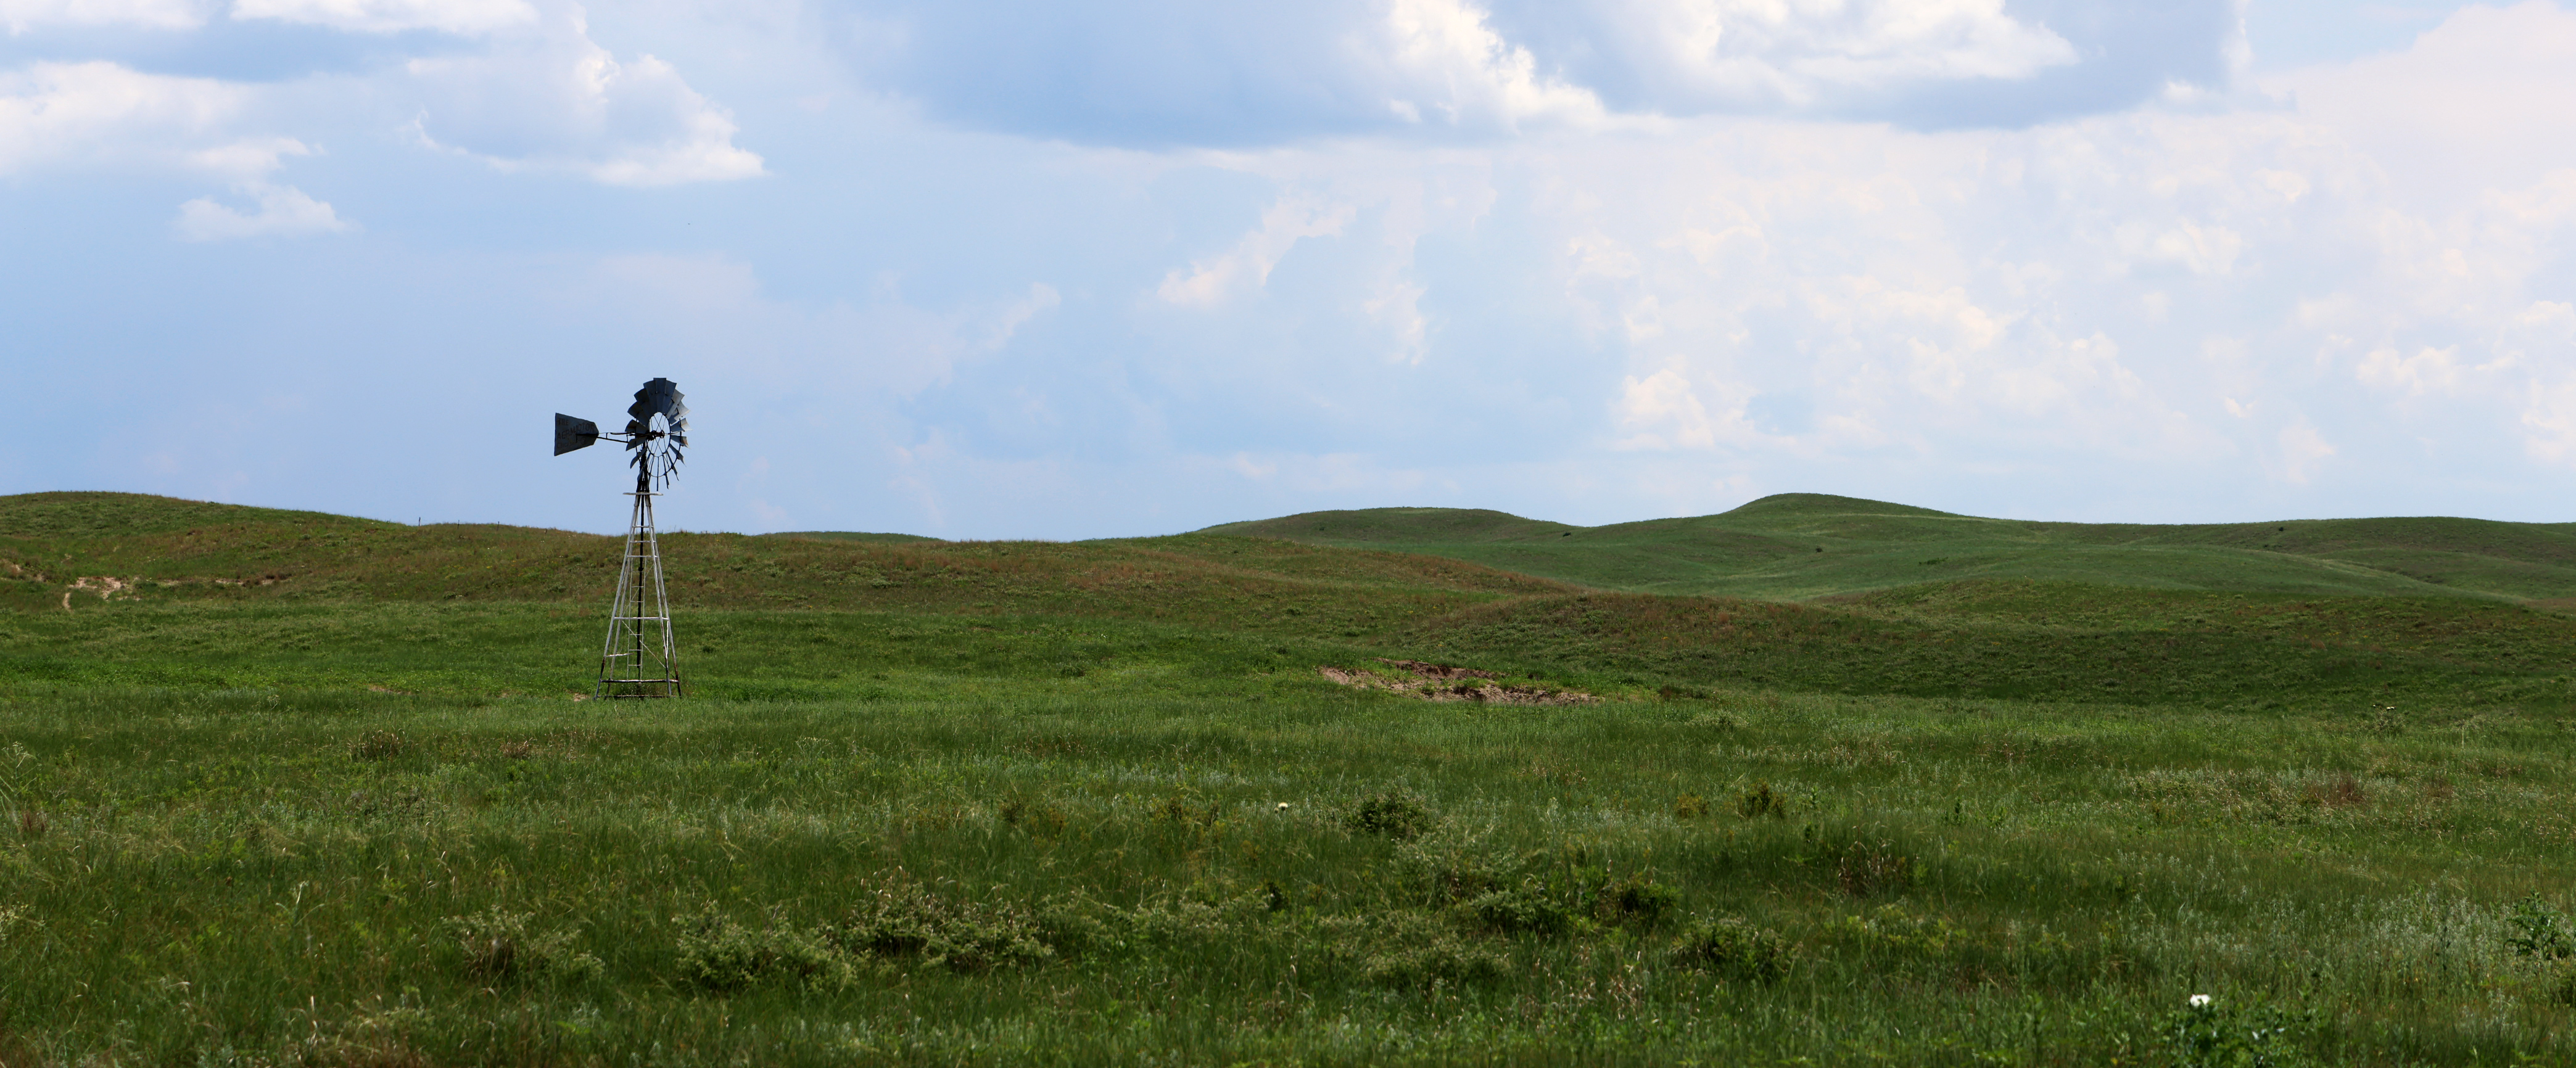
1318,659 -> 1599,705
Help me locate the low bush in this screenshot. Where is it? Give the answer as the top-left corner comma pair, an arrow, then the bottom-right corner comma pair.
1347,792 -> 1434,840
2158,995 -> 2311,1068
1672,916 -> 1793,983
673,910 -> 856,993
2507,895 -> 2575,960
444,908 -> 600,984
1467,886 -> 1571,937
828,882 -> 1055,972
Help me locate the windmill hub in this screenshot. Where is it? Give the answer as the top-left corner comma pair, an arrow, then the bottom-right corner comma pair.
555,378 -> 690,699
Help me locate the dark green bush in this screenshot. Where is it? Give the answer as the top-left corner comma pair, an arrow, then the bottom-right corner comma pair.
1736,782 -> 1788,819
2507,895 -> 2574,960
2158,995 -> 2311,1068
1595,872 -> 1680,926
1467,887 -> 1571,937
674,910 -> 854,993
830,884 -> 1054,972
444,907 -> 600,984
1347,792 -> 1434,840
1672,916 -> 1793,983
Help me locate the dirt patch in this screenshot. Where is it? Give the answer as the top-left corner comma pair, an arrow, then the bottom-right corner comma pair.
1374,658 -> 1499,680
61,575 -> 143,610
68,575 -> 137,599
1319,662 -> 1598,705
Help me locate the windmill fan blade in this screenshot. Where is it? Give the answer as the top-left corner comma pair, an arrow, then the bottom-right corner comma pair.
631,377 -> 685,425
553,413 -> 600,455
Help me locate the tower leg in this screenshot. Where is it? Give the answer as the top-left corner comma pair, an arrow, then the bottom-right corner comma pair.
599,459 -> 682,698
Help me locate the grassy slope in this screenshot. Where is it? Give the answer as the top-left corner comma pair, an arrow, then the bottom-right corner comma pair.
7,493 -> 2576,1064
10,491 -> 2576,710
1203,492 -> 2576,602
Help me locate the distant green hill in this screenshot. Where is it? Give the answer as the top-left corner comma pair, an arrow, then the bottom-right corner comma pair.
1202,493 -> 2576,602
757,531 -> 944,544
11,490 -> 2576,709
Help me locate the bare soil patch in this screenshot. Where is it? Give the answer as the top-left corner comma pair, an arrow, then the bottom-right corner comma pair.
1318,660 -> 1598,705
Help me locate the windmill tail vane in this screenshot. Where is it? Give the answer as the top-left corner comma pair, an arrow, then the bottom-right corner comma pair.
554,377 -> 689,699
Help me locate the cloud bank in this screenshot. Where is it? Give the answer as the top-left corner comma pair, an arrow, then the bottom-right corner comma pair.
5,0 -> 2576,541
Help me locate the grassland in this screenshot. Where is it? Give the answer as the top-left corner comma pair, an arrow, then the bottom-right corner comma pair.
1205,493 -> 2576,603
3,491 -> 2574,1065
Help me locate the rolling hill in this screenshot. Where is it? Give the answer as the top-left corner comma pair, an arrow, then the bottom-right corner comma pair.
1201,492 -> 2576,602
9,490 -> 2576,709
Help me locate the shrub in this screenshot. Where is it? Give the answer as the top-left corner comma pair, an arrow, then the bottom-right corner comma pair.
1347,792 -> 1434,840
1595,872 -> 1680,927
2507,896 -> 2575,960
350,731 -> 407,761
1835,839 -> 1917,898
1827,905 -> 1960,956
444,907 -> 600,984
1360,937 -> 1509,989
1149,794 -> 1220,829
1467,887 -> 1571,937
1672,917 -> 1792,983
830,883 -> 1054,972
2159,995 -> 2311,1068
674,910 -> 854,993
1736,782 -> 1788,819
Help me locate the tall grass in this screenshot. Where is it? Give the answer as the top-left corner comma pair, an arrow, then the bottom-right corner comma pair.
1,670 -> 2569,1064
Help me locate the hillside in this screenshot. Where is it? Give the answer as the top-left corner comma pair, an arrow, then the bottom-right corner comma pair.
9,491 -> 2576,710
0,491 -> 1565,638
1203,493 -> 2576,602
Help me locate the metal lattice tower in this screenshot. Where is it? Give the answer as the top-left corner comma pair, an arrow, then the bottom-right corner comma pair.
554,378 -> 689,699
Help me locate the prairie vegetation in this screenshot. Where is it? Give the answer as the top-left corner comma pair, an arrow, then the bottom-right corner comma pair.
1,491 -> 2572,1064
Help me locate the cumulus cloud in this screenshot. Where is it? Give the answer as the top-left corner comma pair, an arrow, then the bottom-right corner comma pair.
402,4 -> 763,184
836,0 -> 1609,146
5,1 -> 758,196
832,0 -> 2231,146
173,181 -> 350,239
1159,194 -> 1358,305
0,60 -> 244,173
0,65 -> 353,236
229,0 -> 535,35
0,0 -> 207,33
1025,1 -> 2576,521
17,0 -> 2576,535
1498,0 -> 2079,109
2270,1 -> 2576,202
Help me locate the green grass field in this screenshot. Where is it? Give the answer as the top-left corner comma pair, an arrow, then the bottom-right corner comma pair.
1205,493 -> 2576,603
4,491 -> 2574,1065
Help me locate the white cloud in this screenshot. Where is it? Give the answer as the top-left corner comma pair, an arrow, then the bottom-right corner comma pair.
2356,345 -> 2465,397
1377,0 -> 1610,130
402,5 -> 764,185
0,0 -> 205,33
2277,421 -> 2335,484
1627,0 -> 2079,107
1159,194 -> 1356,305
1613,368 -> 1718,450
0,61 -> 244,174
2269,1 -> 2576,203
0,61 -> 357,233
229,0 -> 535,35
173,183 -> 351,240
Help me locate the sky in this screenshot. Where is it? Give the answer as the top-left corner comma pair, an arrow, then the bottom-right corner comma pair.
4,0 -> 2573,538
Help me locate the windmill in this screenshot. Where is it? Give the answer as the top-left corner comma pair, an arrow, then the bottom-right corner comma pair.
555,377 -> 689,699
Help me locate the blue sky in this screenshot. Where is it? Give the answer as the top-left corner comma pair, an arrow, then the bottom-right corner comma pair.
6,0 -> 2573,538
